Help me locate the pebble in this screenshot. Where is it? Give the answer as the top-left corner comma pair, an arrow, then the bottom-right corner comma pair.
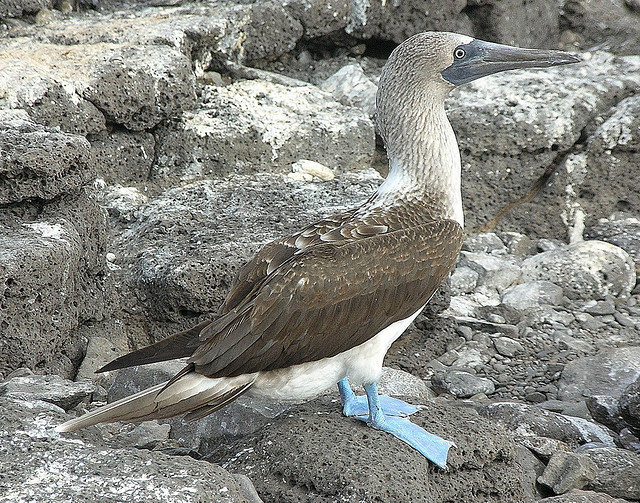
431,370 -> 495,398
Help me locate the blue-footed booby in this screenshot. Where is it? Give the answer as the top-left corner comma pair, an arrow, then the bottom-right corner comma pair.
57,32 -> 579,468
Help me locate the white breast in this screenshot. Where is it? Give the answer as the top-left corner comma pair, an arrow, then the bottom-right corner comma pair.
248,304 -> 426,400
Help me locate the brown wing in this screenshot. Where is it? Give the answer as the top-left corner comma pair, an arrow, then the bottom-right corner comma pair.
190,219 -> 463,378
222,209 -> 359,313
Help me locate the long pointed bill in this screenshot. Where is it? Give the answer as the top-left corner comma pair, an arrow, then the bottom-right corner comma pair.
441,39 -> 581,86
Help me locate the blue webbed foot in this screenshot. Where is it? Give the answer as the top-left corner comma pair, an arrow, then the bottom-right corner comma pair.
337,378 -> 454,468
337,377 -> 418,417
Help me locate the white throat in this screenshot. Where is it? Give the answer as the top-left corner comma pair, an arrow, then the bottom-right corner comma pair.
374,103 -> 464,227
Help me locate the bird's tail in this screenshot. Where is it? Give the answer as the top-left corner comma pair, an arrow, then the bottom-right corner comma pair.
55,372 -> 256,433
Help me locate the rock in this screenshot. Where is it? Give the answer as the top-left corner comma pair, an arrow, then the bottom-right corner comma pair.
521,241 -> 636,301
501,281 -> 565,311
587,213 -> 640,270
584,299 -> 616,316
478,402 -> 617,447
538,489 -> 629,502
345,0 -> 470,44
538,451 -> 598,495
465,0 -> 561,49
585,395 -> 629,433
557,347 -> 640,402
0,0 -> 52,17
283,0 -> 350,39
619,427 -> 640,452
450,266 -> 480,295
0,54 -> 105,136
0,375 -> 95,411
619,377 -> 640,432
520,435 -> 571,461
583,447 -> 640,500
90,130 -> 155,184
155,78 -> 374,180
0,397 -> 253,503
0,110 -> 93,204
459,251 -> 522,293
561,0 -> 640,55
493,336 -> 524,357
0,191 -> 108,378
319,64 -> 377,117
431,370 -> 495,398
217,396 -> 538,503
462,232 -> 507,254
562,95 -> 640,238
1,39 -> 196,132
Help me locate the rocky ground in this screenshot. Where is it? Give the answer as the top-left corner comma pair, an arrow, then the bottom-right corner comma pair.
1,0 -> 640,502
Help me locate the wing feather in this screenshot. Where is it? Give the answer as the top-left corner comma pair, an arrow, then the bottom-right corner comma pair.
189,219 -> 463,378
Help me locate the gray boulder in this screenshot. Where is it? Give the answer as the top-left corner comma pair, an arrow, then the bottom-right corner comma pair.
0,110 -> 93,204
217,396 -> 539,503
0,374 -> 95,411
538,451 -> 598,495
583,447 -> 640,500
501,281 -> 565,311
521,241 -> 636,301
558,347 -> 640,402
561,0 -> 640,55
478,402 -> 617,447
587,213 -> 640,273
0,190 -> 108,378
0,397 -> 255,503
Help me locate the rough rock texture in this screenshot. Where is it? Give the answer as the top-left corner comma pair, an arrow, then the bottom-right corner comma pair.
217,396 -> 539,503
557,347 -> 640,402
0,191 -> 108,379
520,241 -> 636,301
115,171 -> 380,326
0,397 -> 254,503
561,0 -> 640,55
0,111 -> 93,204
155,79 -> 374,180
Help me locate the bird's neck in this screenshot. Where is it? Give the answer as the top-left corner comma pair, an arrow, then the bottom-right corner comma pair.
373,100 -> 463,227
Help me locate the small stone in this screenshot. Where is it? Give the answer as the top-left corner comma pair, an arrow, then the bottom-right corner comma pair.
585,299 -> 616,316
619,428 -> 640,452
613,311 -> 636,327
537,451 -> 598,495
462,232 -> 506,254
501,281 -> 564,311
431,370 -> 495,398
450,266 -> 479,295
494,336 -> 524,357
520,436 -> 570,461
0,375 -> 95,411
526,391 -> 547,403
292,159 -> 334,181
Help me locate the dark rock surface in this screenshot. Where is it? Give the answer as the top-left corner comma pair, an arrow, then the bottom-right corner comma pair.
216,396 -> 539,503
0,396 -> 256,503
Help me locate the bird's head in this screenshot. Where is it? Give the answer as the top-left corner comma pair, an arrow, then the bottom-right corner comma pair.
376,31 -> 580,147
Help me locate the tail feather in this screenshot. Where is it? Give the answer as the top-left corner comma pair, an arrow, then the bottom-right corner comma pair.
55,373 -> 256,433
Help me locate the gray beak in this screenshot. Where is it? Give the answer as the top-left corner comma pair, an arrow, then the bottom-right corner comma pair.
441,39 -> 581,86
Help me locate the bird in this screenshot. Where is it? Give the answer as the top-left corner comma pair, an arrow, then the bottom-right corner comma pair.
56,32 -> 580,468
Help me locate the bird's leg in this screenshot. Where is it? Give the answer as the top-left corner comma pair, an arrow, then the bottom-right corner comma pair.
337,377 -> 418,417
357,381 -> 454,469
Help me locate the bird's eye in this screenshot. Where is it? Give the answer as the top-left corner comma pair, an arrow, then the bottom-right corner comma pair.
454,48 -> 466,59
